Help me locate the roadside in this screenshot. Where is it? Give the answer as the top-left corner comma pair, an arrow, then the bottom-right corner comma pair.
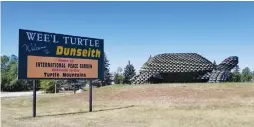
0,91 -> 43,98
0,90 -> 82,98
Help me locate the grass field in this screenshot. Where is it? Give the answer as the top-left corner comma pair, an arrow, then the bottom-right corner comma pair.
1,83 -> 254,127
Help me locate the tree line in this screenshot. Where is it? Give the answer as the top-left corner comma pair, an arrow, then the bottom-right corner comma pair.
1,54 -> 253,92
229,65 -> 253,82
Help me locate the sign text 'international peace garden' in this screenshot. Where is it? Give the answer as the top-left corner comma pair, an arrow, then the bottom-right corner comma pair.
18,29 -> 104,80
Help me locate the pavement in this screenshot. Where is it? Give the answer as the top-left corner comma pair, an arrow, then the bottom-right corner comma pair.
0,91 -> 43,98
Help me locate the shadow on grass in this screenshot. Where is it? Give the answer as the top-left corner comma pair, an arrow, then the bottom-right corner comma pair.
18,105 -> 135,119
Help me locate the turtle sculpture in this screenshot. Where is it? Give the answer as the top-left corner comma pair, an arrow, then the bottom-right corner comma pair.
131,53 -> 238,84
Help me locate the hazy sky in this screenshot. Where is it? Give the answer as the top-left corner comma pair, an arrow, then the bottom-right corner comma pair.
2,1 -> 254,72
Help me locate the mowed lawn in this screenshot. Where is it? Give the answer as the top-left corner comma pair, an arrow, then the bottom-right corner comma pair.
1,83 -> 254,127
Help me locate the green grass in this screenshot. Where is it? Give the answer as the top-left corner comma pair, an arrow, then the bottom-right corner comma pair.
1,82 -> 254,127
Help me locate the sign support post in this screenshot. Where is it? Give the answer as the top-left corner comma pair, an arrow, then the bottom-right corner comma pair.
33,80 -> 36,117
55,84 -> 56,94
89,80 -> 93,112
74,83 -> 76,94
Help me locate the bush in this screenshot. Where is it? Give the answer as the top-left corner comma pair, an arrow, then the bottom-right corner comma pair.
9,80 -> 30,91
40,80 -> 60,93
241,75 -> 253,82
231,73 -> 241,82
1,76 -> 9,91
92,80 -> 103,87
114,73 -> 124,84
1,79 -> 39,92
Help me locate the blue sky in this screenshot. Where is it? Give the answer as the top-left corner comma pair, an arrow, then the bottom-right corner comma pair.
1,1 -> 254,72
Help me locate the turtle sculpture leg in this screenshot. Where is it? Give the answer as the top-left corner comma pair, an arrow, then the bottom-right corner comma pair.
208,56 -> 238,83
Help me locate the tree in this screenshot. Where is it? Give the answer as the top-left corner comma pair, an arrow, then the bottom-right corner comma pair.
7,59 -> 18,80
252,71 -> 254,81
1,55 -> 11,86
103,53 -> 112,85
123,61 -> 136,84
114,67 -> 124,84
1,55 -> 19,91
241,67 -> 252,82
114,73 -> 124,84
230,65 -> 241,82
1,54 -> 40,91
231,73 -> 241,82
7,79 -> 39,92
1,55 -> 10,71
10,54 -> 18,61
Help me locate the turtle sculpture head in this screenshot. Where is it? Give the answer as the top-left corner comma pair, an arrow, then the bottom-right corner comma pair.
216,56 -> 239,71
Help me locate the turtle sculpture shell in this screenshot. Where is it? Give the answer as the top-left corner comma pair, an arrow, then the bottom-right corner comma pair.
131,53 -> 238,84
